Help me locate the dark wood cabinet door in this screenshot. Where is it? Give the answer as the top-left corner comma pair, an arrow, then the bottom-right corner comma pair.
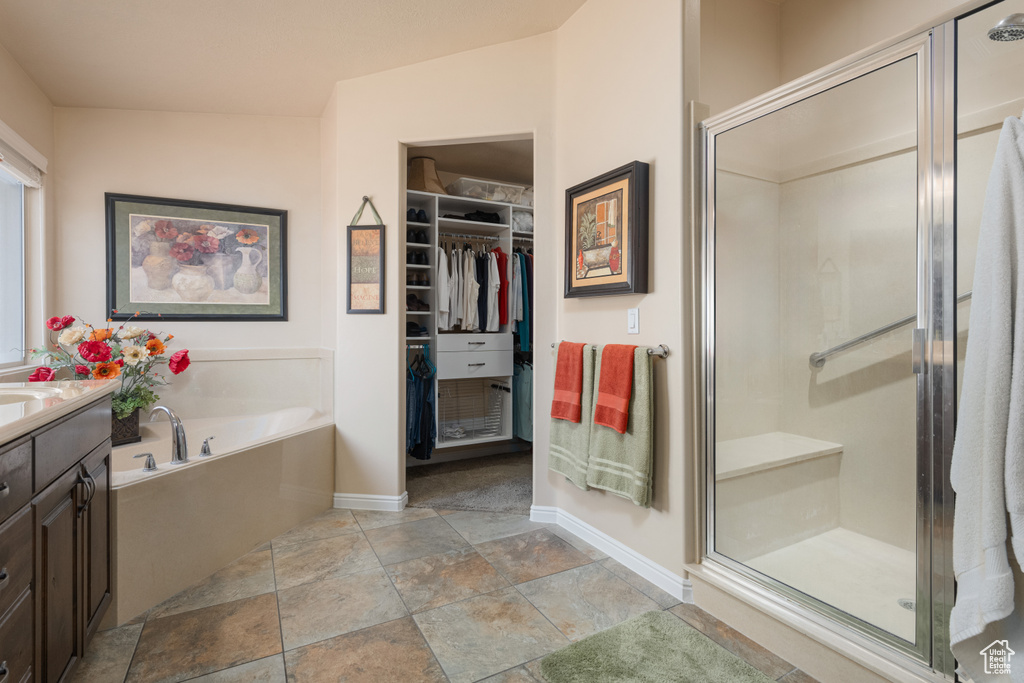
81,441 -> 111,643
33,467 -> 83,683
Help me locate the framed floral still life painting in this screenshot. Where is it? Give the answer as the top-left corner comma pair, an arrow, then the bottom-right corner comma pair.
105,193 -> 287,321
564,161 -> 649,298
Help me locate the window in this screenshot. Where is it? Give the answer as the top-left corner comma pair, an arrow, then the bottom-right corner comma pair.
0,165 -> 24,366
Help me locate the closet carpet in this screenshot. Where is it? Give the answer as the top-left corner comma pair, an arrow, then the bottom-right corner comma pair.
407,452 -> 532,515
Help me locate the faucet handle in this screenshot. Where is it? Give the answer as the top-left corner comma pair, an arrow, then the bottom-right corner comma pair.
199,436 -> 215,457
133,453 -> 157,471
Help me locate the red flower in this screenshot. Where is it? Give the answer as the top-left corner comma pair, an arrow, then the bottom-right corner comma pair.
194,235 -> 219,254
154,220 -> 178,240
78,340 -> 112,363
74,364 -> 90,376
168,349 -> 190,375
46,315 -> 75,330
115,358 -> 124,367
236,228 -> 260,245
28,366 -> 56,382
91,362 -> 121,380
170,242 -> 194,262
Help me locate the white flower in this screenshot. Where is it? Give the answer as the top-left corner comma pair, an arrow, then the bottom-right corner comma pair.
207,225 -> 233,240
120,325 -> 146,340
121,345 -> 146,366
58,327 -> 86,345
132,220 -> 153,237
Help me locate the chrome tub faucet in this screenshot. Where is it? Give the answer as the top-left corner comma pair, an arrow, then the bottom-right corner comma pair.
149,405 -> 189,465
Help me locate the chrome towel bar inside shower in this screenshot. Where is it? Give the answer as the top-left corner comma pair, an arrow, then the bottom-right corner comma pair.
809,291 -> 972,368
550,342 -> 669,358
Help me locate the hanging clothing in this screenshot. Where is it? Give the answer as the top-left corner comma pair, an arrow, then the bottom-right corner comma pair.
436,246 -> 450,330
950,116 -> 1024,681
409,370 -> 435,460
518,255 -> 530,352
513,362 -> 533,442
450,248 -> 462,330
463,249 -> 479,331
476,252 -> 489,331
512,253 -> 524,325
486,252 -> 500,332
493,247 -> 509,326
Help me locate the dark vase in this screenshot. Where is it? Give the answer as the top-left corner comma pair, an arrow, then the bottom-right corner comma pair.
112,408 -> 142,446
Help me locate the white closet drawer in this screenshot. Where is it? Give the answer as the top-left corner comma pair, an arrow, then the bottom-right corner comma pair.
437,350 -> 513,379
437,333 -> 513,353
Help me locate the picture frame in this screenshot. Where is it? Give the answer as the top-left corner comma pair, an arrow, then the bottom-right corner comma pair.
106,193 -> 287,321
564,161 -> 649,298
347,225 -> 385,314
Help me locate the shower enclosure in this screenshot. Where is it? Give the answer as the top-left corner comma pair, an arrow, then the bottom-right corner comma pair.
700,0 -> 1024,676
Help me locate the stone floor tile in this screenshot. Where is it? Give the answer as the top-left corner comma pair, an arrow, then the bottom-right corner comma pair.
478,666 -> 543,682
277,567 -> 408,651
271,533 -> 380,591
475,529 -> 591,584
284,617 -> 447,682
69,623 -> 143,683
442,511 -> 549,545
516,563 -> 661,641
364,516 -> 469,565
778,669 -> 820,683
350,507 -> 438,531
434,509 -> 460,516
148,550 -> 275,620
600,557 -> 682,608
188,655 -> 286,682
547,526 -> 609,561
385,546 -> 509,613
126,593 -> 281,683
414,586 -> 569,683
669,603 -> 794,679
270,509 -> 361,548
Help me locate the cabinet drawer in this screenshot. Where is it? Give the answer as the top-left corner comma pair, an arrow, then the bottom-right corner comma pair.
437,333 -> 513,353
34,397 -> 111,492
0,439 -> 31,524
437,350 -> 513,379
0,507 -> 31,620
0,586 -> 32,683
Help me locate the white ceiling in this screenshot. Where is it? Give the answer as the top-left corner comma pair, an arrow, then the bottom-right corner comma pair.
0,0 -> 586,117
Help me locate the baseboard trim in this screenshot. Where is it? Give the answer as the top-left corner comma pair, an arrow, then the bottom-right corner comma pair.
334,491 -> 408,511
531,505 -> 692,603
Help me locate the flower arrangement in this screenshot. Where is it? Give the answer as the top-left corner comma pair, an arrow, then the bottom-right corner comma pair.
28,313 -> 190,420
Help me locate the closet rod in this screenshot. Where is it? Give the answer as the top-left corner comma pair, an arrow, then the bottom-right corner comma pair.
550,342 -> 670,358
439,232 -> 500,241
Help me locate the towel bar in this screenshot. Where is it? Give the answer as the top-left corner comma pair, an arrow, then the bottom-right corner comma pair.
550,342 -> 669,358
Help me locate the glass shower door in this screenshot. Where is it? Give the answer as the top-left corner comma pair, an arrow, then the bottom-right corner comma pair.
705,36 -> 931,659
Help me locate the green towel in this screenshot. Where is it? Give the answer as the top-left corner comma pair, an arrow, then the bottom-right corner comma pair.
586,347 -> 654,507
548,344 -> 596,490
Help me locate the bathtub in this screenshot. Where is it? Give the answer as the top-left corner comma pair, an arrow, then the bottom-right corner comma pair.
105,407 -> 336,628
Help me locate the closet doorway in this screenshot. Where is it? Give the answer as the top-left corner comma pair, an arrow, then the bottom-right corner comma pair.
402,137 -> 536,515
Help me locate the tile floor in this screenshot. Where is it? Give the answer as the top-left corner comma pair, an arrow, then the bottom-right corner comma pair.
71,507 -> 821,683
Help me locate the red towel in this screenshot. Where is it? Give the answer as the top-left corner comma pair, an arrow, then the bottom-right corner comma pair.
593,344 -> 637,434
551,341 -> 586,422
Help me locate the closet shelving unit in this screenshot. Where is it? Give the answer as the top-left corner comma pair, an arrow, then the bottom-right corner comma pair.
405,188 -> 532,449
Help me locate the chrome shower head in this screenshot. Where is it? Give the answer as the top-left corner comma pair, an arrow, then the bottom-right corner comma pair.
989,13 -> 1024,41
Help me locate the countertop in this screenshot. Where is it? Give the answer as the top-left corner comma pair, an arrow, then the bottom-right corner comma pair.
0,379 -> 121,444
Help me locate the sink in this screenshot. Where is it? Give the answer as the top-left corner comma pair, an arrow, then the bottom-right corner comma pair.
0,387 -> 62,405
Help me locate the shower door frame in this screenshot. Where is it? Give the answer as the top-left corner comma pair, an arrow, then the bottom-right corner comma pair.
698,14 -> 965,676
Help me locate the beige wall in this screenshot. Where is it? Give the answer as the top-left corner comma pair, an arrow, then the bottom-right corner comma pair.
700,0 -> 781,116
52,108 -> 323,349
540,0 -> 687,574
325,34 -> 556,497
0,41 -> 55,376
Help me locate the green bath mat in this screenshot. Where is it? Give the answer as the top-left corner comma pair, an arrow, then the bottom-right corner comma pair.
539,610 -> 776,683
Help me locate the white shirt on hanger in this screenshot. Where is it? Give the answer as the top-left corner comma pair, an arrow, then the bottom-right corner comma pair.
436,246 -> 449,330
449,248 -> 461,330
486,251 -> 500,332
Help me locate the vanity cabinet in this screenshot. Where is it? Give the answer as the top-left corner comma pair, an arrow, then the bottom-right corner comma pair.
0,396 -> 112,683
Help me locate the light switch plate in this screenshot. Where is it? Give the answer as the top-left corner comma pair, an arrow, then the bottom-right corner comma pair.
627,308 -> 639,334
